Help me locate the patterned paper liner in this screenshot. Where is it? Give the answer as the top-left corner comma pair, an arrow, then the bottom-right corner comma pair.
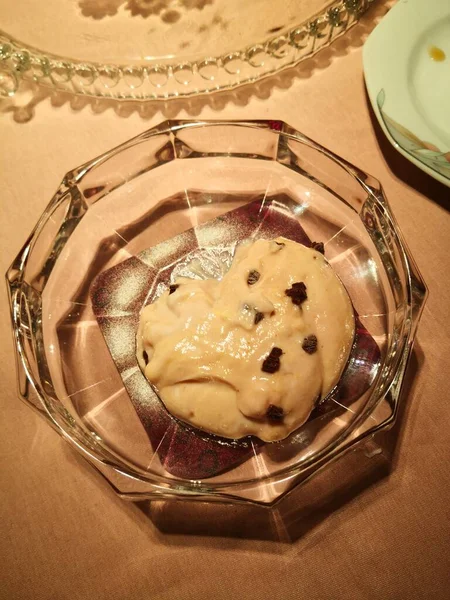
91,197 -> 380,479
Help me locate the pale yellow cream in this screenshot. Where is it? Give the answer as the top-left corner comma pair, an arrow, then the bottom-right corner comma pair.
137,237 -> 354,441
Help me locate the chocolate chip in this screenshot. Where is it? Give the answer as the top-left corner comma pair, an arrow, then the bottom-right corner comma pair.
254,311 -> 264,325
302,334 -> 318,354
262,357 -> 279,373
262,347 -> 283,373
169,284 -> 179,295
143,350 -> 149,365
311,241 -> 325,254
247,270 -> 260,285
266,404 -> 284,421
285,281 -> 307,306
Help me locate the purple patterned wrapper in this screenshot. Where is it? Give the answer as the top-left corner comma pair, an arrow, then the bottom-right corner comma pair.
91,198 -> 380,479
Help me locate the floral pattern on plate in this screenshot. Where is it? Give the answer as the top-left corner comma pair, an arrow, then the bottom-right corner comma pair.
376,89 -> 450,182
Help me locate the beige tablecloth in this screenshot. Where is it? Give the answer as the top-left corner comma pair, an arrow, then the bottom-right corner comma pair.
1,3 -> 450,599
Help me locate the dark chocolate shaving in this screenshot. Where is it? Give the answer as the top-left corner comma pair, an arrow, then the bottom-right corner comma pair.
143,350 -> 149,365
169,284 -> 179,295
311,241 -> 325,254
254,311 -> 264,325
262,347 -> 283,373
302,334 -> 318,354
285,281 -> 307,306
266,404 -> 284,421
247,270 -> 260,285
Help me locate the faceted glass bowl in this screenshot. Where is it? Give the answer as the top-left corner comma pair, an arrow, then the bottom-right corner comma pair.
7,120 -> 427,506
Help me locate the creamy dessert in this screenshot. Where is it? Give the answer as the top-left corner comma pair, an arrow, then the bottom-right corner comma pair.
137,237 -> 355,442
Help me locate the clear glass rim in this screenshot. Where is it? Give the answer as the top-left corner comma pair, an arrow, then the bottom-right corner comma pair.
6,119 -> 428,501
0,0 -> 378,100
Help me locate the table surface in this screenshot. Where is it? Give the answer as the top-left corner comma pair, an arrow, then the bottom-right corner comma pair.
1,3 -> 450,599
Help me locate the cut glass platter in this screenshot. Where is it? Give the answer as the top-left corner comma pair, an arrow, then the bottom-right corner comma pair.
0,0 -> 376,100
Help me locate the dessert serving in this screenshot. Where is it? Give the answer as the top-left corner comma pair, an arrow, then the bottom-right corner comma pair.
91,196 -> 381,480
9,119 -> 425,500
137,237 -> 355,442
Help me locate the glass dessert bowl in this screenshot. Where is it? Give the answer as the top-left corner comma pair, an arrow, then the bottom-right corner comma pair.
7,120 -> 427,506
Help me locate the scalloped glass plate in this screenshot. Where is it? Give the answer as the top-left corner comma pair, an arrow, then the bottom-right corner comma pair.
0,0 -> 376,99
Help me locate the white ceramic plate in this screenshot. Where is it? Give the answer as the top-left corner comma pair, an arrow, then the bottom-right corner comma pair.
363,0 -> 450,187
